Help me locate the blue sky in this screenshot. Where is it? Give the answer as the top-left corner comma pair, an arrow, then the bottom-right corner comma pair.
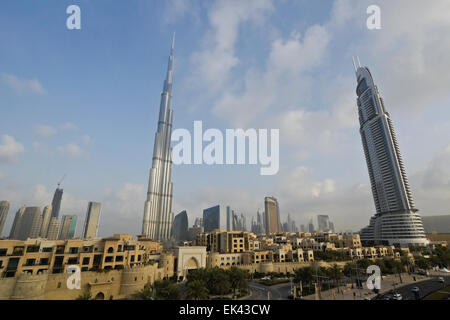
1,0 -> 450,237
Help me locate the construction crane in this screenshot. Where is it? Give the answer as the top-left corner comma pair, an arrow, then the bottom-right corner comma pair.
57,174 -> 67,188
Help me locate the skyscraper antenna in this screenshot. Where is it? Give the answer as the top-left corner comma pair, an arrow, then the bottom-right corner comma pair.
57,173 -> 66,188
356,56 -> 361,67
171,32 -> 176,54
352,56 -> 357,73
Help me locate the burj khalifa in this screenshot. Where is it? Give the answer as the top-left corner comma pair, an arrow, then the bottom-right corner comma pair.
142,35 -> 175,240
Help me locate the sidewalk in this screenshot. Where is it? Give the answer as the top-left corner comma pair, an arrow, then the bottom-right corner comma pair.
301,273 -> 431,300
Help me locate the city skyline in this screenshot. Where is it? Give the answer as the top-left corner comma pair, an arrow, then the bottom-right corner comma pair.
1,1 -> 450,238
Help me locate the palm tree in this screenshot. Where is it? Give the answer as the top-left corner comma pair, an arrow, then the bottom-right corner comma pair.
185,280 -> 209,300
132,286 -> 153,300
328,264 -> 343,292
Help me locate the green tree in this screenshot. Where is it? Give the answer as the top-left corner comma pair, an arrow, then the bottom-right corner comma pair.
76,291 -> 92,300
206,268 -> 231,295
294,266 -> 314,289
228,267 -> 249,296
328,264 -> 343,288
132,286 -> 153,300
154,279 -> 181,300
185,280 -> 209,300
414,256 -> 431,270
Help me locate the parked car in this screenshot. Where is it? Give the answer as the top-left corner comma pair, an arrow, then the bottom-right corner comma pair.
439,268 -> 450,273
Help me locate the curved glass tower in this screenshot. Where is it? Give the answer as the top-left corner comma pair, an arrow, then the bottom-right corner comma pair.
142,36 -> 175,240
354,59 -> 428,246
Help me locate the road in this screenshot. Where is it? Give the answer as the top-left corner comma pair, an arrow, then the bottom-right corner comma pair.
244,281 -> 293,300
244,273 -> 450,300
392,275 -> 450,300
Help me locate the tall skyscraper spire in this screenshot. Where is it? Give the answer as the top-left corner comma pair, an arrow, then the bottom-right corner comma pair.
142,35 -> 175,240
354,60 -> 427,246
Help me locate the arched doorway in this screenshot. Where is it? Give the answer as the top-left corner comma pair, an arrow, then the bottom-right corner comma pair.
94,292 -> 105,300
185,257 -> 199,270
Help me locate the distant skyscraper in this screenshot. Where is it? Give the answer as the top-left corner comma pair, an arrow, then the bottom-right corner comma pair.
308,219 -> 315,233
329,222 -> 335,233
300,224 -> 306,233
264,197 -> 280,234
173,210 -> 189,241
226,206 -> 233,232
317,215 -> 330,231
9,205 -> 26,239
193,217 -> 203,228
142,35 -> 176,241
354,60 -> 427,246
17,207 -> 42,240
40,205 -> 52,238
51,187 -> 63,219
47,217 -> 61,240
83,202 -> 101,238
203,205 -> 220,233
0,201 -> 10,237
59,215 -> 77,239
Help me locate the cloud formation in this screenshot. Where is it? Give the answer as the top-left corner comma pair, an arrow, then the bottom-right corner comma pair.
0,135 -> 24,163
1,73 -> 47,95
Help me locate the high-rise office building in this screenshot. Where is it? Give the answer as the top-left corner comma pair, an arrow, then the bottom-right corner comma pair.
226,206 -> 233,232
300,224 -> 306,233
40,205 -> 52,238
308,219 -> 315,233
47,217 -> 61,240
329,222 -> 335,233
9,205 -> 26,239
173,210 -> 189,241
203,205 -> 220,233
142,35 -> 176,241
264,197 -> 281,235
83,202 -> 101,238
16,207 -> 42,240
317,215 -> 330,231
0,201 -> 10,237
353,60 -> 428,246
193,217 -> 203,228
59,215 -> 77,239
51,187 -> 63,219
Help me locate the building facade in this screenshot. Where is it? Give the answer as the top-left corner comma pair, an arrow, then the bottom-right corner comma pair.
59,215 -> 77,240
51,188 -> 63,219
264,197 -> 280,235
16,207 -> 42,241
83,202 -> 101,239
354,62 -> 427,246
0,201 -> 10,237
172,210 -> 189,241
203,205 -> 220,233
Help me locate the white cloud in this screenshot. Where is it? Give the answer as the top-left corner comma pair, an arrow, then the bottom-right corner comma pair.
0,135 -> 24,163
1,73 -> 47,95
190,0 -> 274,92
58,143 -> 84,158
99,183 -> 146,236
35,125 -> 57,137
60,122 -> 79,131
80,134 -> 92,146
